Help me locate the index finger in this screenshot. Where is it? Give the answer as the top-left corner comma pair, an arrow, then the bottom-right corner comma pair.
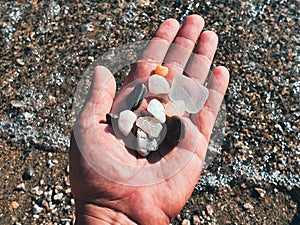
124,19 -> 180,85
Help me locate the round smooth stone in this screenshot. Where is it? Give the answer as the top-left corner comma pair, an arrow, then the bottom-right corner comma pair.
118,110 -> 137,136
147,99 -> 166,123
148,75 -> 170,95
136,116 -> 163,138
165,100 -> 185,117
126,83 -> 147,110
169,74 -> 209,113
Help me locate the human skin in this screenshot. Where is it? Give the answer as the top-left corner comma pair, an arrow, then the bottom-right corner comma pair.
69,14 -> 230,225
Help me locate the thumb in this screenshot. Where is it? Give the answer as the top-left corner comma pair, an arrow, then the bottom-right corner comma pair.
80,66 -> 116,125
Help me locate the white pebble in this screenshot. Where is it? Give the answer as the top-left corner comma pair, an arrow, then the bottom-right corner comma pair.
44,190 -> 53,201
16,183 -> 26,191
30,186 -> 43,196
148,75 -> 170,95
33,204 -> 43,214
53,193 -> 64,201
118,110 -> 137,136
147,99 -> 166,123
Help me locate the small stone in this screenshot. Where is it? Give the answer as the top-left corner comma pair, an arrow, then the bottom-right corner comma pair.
155,65 -> 169,76
243,203 -> 254,210
165,100 -> 185,117
136,128 -> 159,153
44,190 -> 53,201
201,210 -> 206,218
148,75 -> 170,95
118,110 -> 137,136
22,168 -> 35,180
126,83 -> 147,110
147,99 -> 166,123
64,176 -> 70,186
193,215 -> 200,224
8,201 -> 19,210
255,187 -> 266,198
55,185 -> 63,191
182,219 -> 190,225
47,160 -> 54,168
65,188 -> 72,194
176,214 -> 182,221
206,205 -> 214,216
53,193 -> 64,201
51,208 -> 57,214
241,183 -> 247,189
15,183 -> 26,191
106,113 -> 118,125
249,61 -> 256,69
24,112 -> 33,120
30,186 -> 43,196
16,58 -> 25,66
66,165 -> 70,173
169,74 -> 209,113
49,202 -> 56,210
136,116 -> 163,138
41,200 -> 50,211
10,100 -> 26,108
33,204 -> 43,214
30,186 -> 38,194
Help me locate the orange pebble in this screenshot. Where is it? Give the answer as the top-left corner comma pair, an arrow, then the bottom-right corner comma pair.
155,65 -> 168,76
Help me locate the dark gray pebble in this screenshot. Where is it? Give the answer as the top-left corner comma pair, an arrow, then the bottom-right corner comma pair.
22,168 -> 35,180
126,83 -> 147,110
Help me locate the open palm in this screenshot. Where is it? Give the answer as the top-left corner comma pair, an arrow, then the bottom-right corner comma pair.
70,15 -> 229,225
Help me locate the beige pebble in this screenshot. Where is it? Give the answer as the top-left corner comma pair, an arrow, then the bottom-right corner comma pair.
8,201 -> 19,210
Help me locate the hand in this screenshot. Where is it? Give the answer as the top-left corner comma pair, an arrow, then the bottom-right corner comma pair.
70,14 -> 229,225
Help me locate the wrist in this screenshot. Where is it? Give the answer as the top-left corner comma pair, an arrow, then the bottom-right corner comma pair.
74,200 -> 137,225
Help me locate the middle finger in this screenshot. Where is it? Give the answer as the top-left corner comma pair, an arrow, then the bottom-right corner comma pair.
163,14 -> 204,80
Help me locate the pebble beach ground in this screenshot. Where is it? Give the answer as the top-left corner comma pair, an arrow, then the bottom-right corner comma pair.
0,1 -> 299,224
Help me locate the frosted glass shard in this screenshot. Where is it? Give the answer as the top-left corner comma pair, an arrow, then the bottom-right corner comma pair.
148,75 -> 170,95
169,74 -> 209,113
136,116 -> 163,138
165,100 -> 185,117
118,110 -> 137,136
147,99 -> 166,123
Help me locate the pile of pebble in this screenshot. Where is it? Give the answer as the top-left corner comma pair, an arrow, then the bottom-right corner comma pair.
107,65 -> 209,157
